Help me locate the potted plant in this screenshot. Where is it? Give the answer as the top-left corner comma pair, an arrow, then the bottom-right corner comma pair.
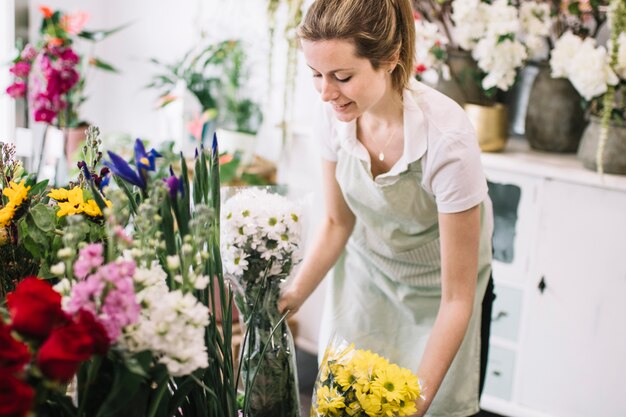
215,40 -> 263,166
413,0 -> 528,152
5,6 -> 125,180
564,0 -> 626,174
149,39 -> 262,165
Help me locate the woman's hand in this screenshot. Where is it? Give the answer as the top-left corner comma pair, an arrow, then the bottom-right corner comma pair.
278,284 -> 306,317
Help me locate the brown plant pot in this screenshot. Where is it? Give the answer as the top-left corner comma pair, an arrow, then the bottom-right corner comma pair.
437,48 -> 495,107
577,117 -> 626,175
65,124 -> 89,167
525,61 -> 587,153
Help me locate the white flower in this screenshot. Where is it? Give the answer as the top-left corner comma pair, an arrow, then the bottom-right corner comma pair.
166,255 -> 180,270
57,247 -> 73,259
50,262 -> 66,276
485,0 -> 520,38
53,278 -> 72,296
414,17 -> 450,84
474,37 -> 527,91
133,262 -> 168,291
124,289 -> 209,376
615,32 -> 626,79
550,32 -> 583,78
221,189 -> 303,283
451,0 -> 488,50
519,1 -> 551,59
568,41 -> 619,101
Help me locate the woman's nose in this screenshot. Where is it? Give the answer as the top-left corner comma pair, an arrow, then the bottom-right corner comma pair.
320,78 -> 338,102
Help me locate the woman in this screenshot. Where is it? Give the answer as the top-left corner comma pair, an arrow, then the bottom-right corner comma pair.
278,0 -> 494,415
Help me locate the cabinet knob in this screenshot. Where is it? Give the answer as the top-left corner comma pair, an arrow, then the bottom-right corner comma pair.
538,276 -> 547,294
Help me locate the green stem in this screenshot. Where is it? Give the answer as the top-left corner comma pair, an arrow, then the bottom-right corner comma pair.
78,355 -> 102,417
146,374 -> 169,417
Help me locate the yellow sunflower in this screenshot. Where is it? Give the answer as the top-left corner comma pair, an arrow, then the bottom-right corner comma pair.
0,202 -> 16,227
55,187 -> 85,217
81,198 -> 112,217
47,187 -> 71,201
2,179 -> 30,206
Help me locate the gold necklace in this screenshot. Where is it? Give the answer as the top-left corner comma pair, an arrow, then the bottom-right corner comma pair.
371,126 -> 400,162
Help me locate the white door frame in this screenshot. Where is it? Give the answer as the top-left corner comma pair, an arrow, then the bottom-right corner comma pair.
0,0 -> 16,143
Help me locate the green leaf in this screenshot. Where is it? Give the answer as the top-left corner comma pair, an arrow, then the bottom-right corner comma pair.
28,179 -> 49,198
568,2 -> 581,16
78,22 -> 131,42
160,197 -> 177,256
114,176 -> 138,215
29,204 -> 56,232
90,57 -> 119,73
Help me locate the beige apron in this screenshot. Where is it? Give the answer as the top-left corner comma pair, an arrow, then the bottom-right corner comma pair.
319,147 -> 493,417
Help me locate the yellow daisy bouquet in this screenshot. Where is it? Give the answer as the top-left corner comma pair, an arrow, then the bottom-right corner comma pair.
312,338 -> 421,417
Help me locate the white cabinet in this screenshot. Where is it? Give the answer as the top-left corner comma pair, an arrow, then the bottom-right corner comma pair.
480,141 -> 626,417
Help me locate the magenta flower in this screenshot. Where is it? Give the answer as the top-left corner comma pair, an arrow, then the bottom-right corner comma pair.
6,82 -> 26,98
9,61 -> 31,78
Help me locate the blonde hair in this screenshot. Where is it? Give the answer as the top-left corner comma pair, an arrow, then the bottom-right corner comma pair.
298,0 -> 416,93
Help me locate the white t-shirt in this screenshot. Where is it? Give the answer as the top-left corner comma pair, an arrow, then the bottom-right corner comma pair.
316,78 -> 488,214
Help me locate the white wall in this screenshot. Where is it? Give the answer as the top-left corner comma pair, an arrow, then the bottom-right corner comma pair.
1,0 -> 16,143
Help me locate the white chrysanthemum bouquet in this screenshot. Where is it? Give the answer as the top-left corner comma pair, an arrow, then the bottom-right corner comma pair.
222,187 -> 303,417
312,337 -> 421,417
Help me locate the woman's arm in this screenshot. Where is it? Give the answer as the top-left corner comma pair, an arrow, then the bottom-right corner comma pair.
278,159 -> 356,315
412,204 -> 481,416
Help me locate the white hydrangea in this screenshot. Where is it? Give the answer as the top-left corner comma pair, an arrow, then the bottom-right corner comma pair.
221,188 -> 302,282
451,0 -> 488,50
568,41 -> 619,101
550,31 -> 583,78
124,264 -> 210,376
473,37 -> 527,90
485,0 -> 520,38
519,1 -> 552,59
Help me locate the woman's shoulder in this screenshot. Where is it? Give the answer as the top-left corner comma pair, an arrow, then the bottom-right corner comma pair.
406,80 -> 474,137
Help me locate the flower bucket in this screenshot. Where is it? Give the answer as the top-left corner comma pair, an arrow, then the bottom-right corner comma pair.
216,128 -> 256,166
464,103 -> 509,152
577,117 -> 626,175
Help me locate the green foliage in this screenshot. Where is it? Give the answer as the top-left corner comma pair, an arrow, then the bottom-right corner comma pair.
148,40 -> 262,134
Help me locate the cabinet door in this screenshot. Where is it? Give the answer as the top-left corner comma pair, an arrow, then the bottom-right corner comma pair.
485,169 -> 541,285
518,180 -> 626,417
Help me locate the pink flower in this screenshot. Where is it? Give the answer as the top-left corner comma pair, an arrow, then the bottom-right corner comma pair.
10,62 -> 31,78
67,258 -> 140,342
73,243 -> 105,279
20,44 -> 37,61
6,82 -> 26,98
61,12 -> 90,35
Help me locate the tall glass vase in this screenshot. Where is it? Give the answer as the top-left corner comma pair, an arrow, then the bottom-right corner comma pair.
235,275 -> 300,417
221,186 -> 304,417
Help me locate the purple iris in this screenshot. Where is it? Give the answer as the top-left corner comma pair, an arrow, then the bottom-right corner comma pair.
105,139 -> 161,189
163,166 -> 184,200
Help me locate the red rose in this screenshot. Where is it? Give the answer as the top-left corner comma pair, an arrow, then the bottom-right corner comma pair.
37,321 -> 95,382
0,370 -> 34,417
0,322 -> 30,373
74,309 -> 110,355
7,277 -> 67,340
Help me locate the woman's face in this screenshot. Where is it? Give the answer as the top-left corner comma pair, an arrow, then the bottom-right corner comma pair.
301,39 -> 392,122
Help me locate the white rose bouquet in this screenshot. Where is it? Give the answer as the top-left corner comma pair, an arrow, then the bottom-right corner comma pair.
222,186 -> 303,417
